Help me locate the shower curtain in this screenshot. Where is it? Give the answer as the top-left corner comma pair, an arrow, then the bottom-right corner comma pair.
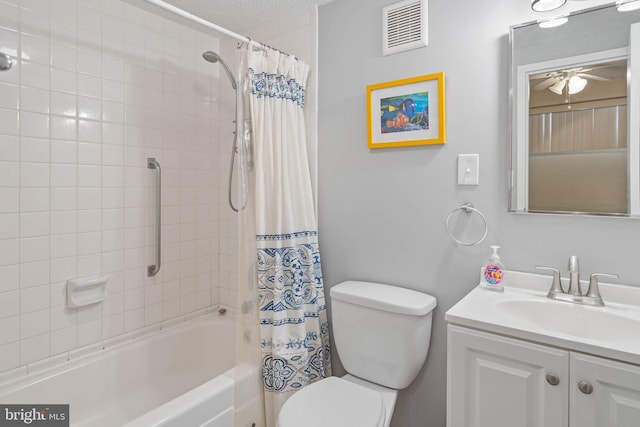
235,45 -> 332,427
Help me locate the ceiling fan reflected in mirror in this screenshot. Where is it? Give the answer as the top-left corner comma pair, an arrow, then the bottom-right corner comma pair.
531,66 -> 611,95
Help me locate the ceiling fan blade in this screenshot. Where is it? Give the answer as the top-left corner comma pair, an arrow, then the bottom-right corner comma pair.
533,77 -> 558,91
577,72 -> 610,81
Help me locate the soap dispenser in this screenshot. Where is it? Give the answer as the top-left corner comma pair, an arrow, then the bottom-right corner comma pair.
483,245 -> 504,292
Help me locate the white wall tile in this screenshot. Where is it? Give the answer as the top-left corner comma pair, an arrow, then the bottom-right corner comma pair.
0,316 -> 19,345
21,61 -> 49,90
0,135 -> 19,161
78,319 -> 102,346
19,262 -> 49,289
20,309 -> 50,339
0,290 -> 19,318
50,326 -> 77,355
20,236 -> 50,263
19,187 -> 49,212
51,42 -> 78,71
0,82 -> 18,110
19,333 -> 49,364
78,49 -> 101,77
51,68 -> 76,94
0,239 -> 18,266
0,108 -> 18,135
77,231 -> 101,255
50,236 -> 77,260
20,162 -> 49,187
20,137 -> 50,162
0,342 -> 19,372
78,96 -> 102,121
77,209 -> 101,232
50,256 -> 76,283
77,253 -> 100,276
51,140 -> 77,164
50,305 -> 76,331
51,115 -> 77,140
50,210 -> 77,235
50,187 -> 76,211
0,161 -> 18,186
19,283 -> 49,312
0,188 -> 18,213
77,142 -> 101,164
20,212 -> 49,237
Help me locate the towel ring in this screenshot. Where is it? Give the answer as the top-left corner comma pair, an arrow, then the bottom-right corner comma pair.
445,202 -> 488,246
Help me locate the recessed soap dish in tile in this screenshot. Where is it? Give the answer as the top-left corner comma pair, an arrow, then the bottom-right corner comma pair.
67,275 -> 109,308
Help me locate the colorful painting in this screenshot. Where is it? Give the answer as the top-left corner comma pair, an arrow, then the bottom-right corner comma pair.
367,73 -> 445,148
380,92 -> 429,133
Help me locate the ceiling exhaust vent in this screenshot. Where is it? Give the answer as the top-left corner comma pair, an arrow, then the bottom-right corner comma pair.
382,0 -> 428,56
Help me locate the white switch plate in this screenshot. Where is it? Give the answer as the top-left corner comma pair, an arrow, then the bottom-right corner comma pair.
457,154 -> 479,185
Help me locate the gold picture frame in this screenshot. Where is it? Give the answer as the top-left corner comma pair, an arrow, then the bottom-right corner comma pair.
367,72 -> 446,148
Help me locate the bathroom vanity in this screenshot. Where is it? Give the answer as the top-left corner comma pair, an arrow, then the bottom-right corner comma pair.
445,270 -> 640,427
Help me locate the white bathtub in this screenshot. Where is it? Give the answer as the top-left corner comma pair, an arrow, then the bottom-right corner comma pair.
0,313 -> 236,427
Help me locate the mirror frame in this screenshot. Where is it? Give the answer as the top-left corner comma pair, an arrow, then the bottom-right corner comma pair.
508,3 -> 640,217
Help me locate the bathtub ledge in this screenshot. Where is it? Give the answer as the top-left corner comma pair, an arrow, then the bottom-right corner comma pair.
0,309 -> 228,390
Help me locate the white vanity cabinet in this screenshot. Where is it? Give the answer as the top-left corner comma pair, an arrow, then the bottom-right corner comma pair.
447,325 -> 640,427
571,352 -> 640,427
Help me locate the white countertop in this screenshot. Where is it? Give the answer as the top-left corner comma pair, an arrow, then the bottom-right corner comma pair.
445,270 -> 640,366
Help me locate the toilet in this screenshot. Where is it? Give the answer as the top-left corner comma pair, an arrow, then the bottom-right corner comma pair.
277,280 -> 437,427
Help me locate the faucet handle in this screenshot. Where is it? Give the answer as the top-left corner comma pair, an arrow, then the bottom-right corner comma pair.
586,273 -> 619,299
536,266 -> 564,295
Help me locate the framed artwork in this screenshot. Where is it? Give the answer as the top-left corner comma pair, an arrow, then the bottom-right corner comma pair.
366,72 -> 446,148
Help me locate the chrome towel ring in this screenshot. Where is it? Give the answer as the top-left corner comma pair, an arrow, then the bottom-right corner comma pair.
445,202 -> 488,246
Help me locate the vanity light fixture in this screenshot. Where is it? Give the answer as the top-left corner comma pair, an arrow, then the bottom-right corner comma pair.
531,0 -> 566,12
617,0 -> 640,11
538,16 -> 569,28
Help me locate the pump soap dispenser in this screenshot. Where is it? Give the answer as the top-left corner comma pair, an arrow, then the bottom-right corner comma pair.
483,245 -> 504,292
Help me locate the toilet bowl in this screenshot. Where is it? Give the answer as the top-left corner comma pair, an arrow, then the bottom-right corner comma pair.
277,281 -> 437,427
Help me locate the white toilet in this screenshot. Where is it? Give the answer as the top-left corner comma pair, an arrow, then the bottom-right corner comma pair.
277,280 -> 437,427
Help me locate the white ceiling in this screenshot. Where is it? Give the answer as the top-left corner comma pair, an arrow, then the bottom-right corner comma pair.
160,0 -> 336,33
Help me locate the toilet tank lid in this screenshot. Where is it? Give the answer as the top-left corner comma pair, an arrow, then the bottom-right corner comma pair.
330,281 -> 437,316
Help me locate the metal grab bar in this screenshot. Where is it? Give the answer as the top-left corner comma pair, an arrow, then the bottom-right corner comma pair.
147,158 -> 161,276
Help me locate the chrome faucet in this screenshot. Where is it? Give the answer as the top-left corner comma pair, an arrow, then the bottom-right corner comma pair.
567,255 -> 581,296
536,256 -> 618,307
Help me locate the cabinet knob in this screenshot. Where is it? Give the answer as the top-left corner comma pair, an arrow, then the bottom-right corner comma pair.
578,381 -> 593,394
546,373 -> 560,386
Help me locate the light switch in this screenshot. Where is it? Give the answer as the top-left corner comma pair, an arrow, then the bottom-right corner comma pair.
457,154 -> 479,185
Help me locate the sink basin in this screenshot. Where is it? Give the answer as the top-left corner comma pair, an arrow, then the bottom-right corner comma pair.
495,299 -> 640,342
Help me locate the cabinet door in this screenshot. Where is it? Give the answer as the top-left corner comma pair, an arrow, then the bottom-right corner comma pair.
448,325 -> 569,427
571,352 -> 640,427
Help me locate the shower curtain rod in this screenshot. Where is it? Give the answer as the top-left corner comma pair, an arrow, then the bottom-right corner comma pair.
140,0 -> 251,44
139,0 -> 297,57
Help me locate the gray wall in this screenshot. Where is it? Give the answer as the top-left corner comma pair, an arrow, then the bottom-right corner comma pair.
317,0 -> 640,426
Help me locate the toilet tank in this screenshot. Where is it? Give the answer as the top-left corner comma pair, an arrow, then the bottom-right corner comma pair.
330,281 -> 437,390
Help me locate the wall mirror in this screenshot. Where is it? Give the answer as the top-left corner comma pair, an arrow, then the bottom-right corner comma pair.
509,3 -> 640,216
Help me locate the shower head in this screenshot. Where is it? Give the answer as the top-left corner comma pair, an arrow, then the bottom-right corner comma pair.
202,51 -> 237,90
202,51 -> 221,63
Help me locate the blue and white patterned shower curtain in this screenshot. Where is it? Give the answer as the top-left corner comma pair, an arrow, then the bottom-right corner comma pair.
245,47 -> 332,425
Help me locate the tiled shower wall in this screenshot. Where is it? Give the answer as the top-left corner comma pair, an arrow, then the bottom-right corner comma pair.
0,0 -> 231,374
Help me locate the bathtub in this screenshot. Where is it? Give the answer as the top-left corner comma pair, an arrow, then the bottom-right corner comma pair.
0,313 -> 236,427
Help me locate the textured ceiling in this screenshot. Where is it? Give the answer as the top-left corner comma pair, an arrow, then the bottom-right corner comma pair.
160,0 -> 336,33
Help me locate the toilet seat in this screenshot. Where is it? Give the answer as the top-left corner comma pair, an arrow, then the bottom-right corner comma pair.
277,377 -> 385,427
